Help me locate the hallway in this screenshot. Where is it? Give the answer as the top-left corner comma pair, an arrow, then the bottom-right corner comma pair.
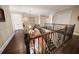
0,5 -> 79,54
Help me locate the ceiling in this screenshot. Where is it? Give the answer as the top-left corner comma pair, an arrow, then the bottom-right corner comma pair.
23,5 -> 75,11
10,5 -> 76,16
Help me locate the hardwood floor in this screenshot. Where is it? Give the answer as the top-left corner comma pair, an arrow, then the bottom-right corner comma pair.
2,30 -> 26,54
55,35 -> 79,54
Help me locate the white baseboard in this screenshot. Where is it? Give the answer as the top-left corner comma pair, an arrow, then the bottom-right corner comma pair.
74,32 -> 79,36
0,32 -> 15,53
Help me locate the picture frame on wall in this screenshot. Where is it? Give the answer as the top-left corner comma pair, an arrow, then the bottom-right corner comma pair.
0,8 -> 5,22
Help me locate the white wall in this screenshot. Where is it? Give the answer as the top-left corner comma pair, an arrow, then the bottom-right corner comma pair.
0,5 -> 14,53
39,14 -> 54,26
53,10 -> 72,24
71,6 -> 79,34
0,5 -> 13,45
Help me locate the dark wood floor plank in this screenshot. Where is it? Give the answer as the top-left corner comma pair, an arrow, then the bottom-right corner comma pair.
2,30 -> 26,54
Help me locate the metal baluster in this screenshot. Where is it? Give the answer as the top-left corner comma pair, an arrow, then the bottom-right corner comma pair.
44,35 -> 46,54
53,32 -> 56,53
63,25 -> 67,44
38,38 -> 39,54
33,39 -> 35,54
48,34 -> 51,53
51,33 -> 52,43
50,34 -> 51,44
47,35 -> 49,54
42,36 -> 43,54
45,35 -> 48,54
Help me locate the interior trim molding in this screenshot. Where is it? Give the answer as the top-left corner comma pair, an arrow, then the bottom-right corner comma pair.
0,32 -> 15,53
74,32 -> 79,36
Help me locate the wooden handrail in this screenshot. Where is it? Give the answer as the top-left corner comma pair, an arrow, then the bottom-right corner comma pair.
29,28 -> 64,40
44,23 -> 75,26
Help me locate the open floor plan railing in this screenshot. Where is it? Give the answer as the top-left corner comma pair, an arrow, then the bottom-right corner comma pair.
24,24 -> 75,54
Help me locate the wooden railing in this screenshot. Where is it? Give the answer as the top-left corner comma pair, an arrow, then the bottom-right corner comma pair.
24,24 -> 75,54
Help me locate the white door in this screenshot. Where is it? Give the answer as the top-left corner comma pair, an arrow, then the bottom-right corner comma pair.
11,13 -> 23,31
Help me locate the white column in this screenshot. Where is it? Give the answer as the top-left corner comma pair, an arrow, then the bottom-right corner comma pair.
38,15 -> 40,25
48,14 -> 53,23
